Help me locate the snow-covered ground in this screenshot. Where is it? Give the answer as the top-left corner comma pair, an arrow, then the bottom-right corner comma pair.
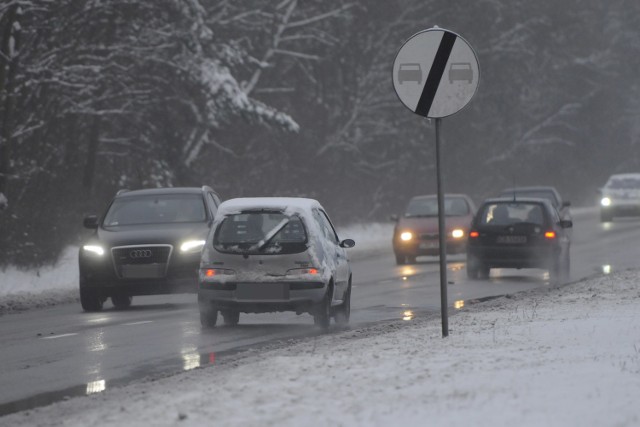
2,268 -> 639,426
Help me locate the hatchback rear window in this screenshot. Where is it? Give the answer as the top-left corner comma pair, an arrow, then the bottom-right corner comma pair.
479,203 -> 545,226
214,212 -> 307,255
103,194 -> 206,226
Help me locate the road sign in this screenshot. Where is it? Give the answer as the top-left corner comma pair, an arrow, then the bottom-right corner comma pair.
393,28 -> 479,118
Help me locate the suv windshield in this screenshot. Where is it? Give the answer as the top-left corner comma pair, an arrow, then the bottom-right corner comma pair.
405,197 -> 469,217
479,203 -> 545,226
103,194 -> 206,226
214,212 -> 307,255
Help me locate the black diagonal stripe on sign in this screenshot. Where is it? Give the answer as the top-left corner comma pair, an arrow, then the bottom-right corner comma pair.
415,31 -> 457,117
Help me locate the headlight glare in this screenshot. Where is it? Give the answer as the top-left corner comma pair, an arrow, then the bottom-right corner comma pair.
180,240 -> 206,253
601,197 -> 611,207
83,245 -> 105,256
400,232 -> 413,241
451,229 -> 464,239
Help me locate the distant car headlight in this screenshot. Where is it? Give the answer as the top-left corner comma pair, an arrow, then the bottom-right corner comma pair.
180,240 -> 206,253
601,197 -> 612,207
400,232 -> 413,241
451,229 -> 464,239
82,245 -> 105,256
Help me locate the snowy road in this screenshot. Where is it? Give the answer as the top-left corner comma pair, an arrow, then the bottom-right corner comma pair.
1,209 -> 640,415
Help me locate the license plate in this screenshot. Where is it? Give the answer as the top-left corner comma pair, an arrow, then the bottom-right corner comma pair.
236,283 -> 288,300
120,264 -> 166,279
419,242 -> 438,249
496,235 -> 527,244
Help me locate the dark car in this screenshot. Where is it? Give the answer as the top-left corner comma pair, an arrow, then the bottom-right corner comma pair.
79,186 -> 221,311
498,186 -> 571,220
392,194 -> 476,265
466,198 -> 572,282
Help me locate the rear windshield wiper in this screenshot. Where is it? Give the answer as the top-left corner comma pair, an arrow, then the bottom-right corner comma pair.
252,217 -> 291,252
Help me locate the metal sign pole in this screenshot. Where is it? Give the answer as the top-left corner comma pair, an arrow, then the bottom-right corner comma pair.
392,27 -> 479,339
435,117 -> 449,338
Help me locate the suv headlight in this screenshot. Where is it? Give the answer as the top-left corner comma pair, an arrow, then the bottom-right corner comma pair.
601,197 -> 611,207
180,240 -> 205,253
82,245 -> 105,256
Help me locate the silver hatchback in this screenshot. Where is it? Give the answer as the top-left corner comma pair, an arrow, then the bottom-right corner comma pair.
198,197 -> 355,329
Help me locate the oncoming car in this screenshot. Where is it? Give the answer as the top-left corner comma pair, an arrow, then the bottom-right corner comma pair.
79,186 -> 221,311
466,198 -> 572,282
198,198 -> 355,329
392,194 -> 476,265
599,173 -> 640,222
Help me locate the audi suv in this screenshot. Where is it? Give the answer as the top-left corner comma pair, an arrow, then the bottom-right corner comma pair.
79,186 -> 221,311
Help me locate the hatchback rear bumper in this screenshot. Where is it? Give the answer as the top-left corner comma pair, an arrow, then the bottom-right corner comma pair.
198,281 -> 326,313
468,245 -> 556,269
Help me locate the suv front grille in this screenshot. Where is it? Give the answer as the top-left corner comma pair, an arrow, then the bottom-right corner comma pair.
111,245 -> 172,279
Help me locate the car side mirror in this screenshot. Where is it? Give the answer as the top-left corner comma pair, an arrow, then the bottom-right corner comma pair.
83,215 -> 99,229
339,239 -> 355,248
559,219 -> 573,229
390,214 -> 399,222
562,201 -> 571,208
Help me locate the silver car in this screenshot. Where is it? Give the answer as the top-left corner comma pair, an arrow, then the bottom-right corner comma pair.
198,197 -> 355,329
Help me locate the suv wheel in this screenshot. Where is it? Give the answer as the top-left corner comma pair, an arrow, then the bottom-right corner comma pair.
600,210 -> 613,222
111,294 -> 132,309
395,254 -> 406,265
221,310 -> 240,326
80,287 -> 104,312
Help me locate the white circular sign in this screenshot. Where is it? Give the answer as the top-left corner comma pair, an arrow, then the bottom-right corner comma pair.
392,28 -> 480,118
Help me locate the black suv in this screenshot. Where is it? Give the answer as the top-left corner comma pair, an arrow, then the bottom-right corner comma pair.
79,186 -> 221,311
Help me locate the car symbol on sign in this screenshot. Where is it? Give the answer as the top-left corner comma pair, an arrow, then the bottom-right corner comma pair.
398,63 -> 422,85
449,63 -> 473,84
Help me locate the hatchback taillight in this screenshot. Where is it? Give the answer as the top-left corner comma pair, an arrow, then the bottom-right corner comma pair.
544,231 -> 556,239
469,231 -> 479,238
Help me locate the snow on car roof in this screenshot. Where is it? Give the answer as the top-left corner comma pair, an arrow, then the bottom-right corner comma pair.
217,197 -> 322,217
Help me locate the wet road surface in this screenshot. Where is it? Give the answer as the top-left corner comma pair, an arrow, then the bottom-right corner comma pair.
1,210 -> 639,415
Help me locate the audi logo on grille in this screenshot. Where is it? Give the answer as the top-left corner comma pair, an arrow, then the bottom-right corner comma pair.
129,249 -> 152,258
